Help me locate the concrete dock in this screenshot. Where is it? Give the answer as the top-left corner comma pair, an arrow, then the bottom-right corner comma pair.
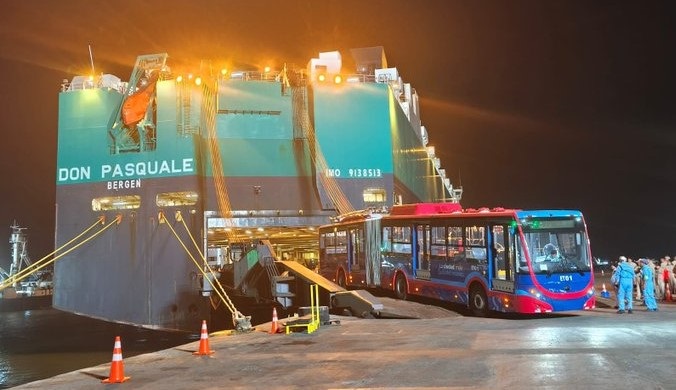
14,291 -> 676,390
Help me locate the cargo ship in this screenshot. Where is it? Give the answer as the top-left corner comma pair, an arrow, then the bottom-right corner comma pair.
0,223 -> 53,311
54,46 -> 462,331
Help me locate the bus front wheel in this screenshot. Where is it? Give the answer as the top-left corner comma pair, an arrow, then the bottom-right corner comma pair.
469,286 -> 488,317
394,274 -> 408,300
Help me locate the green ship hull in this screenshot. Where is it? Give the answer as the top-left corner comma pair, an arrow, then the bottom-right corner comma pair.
54,47 -> 460,331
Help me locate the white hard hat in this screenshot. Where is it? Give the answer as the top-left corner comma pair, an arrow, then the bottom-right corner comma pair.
619,256 -> 627,262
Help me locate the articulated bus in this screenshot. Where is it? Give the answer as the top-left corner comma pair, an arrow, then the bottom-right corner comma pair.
318,202 -> 595,315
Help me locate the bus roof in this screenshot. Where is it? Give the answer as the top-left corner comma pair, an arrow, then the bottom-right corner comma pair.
389,202 -> 462,215
515,210 -> 584,219
324,203 -> 585,228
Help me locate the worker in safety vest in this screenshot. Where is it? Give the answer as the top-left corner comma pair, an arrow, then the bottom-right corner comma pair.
615,256 -> 635,314
639,258 -> 658,311
629,258 -> 642,301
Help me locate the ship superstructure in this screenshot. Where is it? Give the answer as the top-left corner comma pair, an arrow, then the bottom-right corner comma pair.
0,222 -> 53,311
54,47 -> 461,331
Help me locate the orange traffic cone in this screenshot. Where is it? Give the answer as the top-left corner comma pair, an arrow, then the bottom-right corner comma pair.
193,320 -> 215,356
269,307 -> 280,334
102,336 -> 130,383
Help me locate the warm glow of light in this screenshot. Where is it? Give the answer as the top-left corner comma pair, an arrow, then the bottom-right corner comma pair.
317,74 -> 326,82
176,75 -> 183,83
221,68 -> 228,76
333,75 -> 342,84
195,77 -> 202,86
264,66 -> 271,73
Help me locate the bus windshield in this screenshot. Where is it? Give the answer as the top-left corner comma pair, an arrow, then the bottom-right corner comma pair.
517,217 -> 592,275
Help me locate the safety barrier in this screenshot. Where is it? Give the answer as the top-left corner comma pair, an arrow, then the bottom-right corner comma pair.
285,284 -> 321,334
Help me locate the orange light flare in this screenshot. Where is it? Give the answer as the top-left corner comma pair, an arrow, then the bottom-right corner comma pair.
420,97 -> 571,137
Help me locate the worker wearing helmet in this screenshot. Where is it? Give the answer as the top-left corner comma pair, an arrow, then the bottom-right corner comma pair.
639,258 -> 658,311
616,256 -> 635,314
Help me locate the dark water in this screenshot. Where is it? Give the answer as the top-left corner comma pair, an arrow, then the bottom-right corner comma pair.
0,309 -> 198,389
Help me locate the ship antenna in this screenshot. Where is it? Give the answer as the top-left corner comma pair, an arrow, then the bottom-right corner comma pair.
88,44 -> 96,76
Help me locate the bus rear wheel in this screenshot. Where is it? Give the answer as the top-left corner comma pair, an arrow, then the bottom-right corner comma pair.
469,286 -> 488,317
394,274 -> 408,300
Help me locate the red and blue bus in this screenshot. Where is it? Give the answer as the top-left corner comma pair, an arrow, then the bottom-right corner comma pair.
318,202 -> 595,315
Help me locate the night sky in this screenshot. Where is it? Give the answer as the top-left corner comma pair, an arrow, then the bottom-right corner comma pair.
0,1 -> 674,265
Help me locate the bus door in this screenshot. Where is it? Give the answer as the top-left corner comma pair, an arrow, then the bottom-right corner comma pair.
490,223 -> 515,293
364,219 -> 382,287
348,227 -> 365,273
414,224 -> 431,280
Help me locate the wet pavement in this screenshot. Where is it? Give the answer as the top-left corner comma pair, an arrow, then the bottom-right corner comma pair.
14,289 -> 676,390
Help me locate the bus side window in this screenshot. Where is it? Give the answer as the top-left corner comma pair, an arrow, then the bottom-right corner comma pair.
392,226 -> 411,254
336,230 -> 347,254
324,231 -> 336,254
430,225 -> 446,258
382,226 -> 392,253
465,225 -> 487,264
447,225 -> 463,260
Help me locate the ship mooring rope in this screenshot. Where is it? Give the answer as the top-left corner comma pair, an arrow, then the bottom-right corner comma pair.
0,215 -> 120,291
202,79 -> 233,226
159,211 -> 246,326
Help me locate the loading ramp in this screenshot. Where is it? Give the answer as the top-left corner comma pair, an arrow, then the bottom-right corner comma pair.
230,241 -> 457,321
274,262 -> 458,319
241,241 -> 385,318
277,260 -> 384,317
